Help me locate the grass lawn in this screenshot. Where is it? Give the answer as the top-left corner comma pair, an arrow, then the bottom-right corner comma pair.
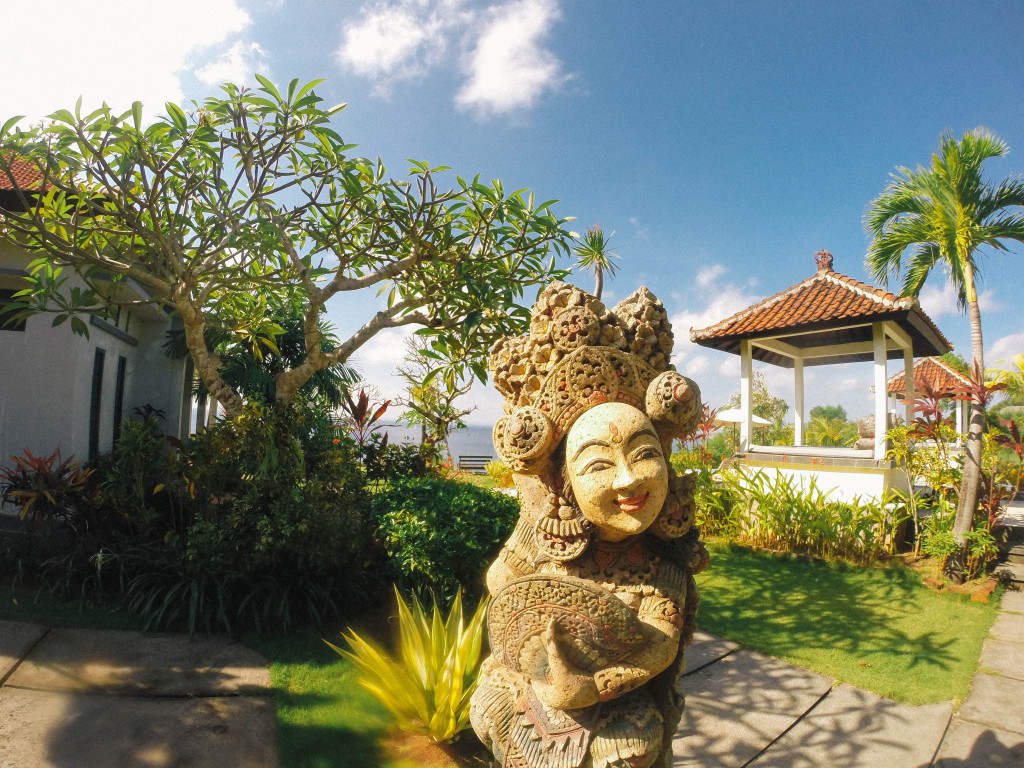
249,631 -> 397,768
696,541 -> 1001,705
1,541 -> 1003,765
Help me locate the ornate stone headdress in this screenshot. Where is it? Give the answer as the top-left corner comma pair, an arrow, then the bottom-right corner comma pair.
489,282 -> 703,564
490,281 -> 700,473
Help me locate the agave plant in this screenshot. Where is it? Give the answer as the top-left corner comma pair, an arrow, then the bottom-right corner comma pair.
328,588 -> 488,743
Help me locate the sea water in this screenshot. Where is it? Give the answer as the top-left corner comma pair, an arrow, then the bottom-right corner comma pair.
377,423 -> 496,462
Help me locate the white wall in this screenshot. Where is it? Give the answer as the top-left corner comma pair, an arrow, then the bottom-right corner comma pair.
0,242 -> 187,475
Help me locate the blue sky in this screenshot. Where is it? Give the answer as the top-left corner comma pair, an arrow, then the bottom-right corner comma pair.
6,0 -> 1024,425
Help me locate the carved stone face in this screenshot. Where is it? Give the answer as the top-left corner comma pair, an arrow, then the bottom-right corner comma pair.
565,402 -> 669,542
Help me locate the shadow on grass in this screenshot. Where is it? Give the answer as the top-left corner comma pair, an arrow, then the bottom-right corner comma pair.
252,629 -> 397,768
696,543 -> 971,675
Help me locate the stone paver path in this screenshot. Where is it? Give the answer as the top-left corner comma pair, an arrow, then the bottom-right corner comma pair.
0,620 -> 276,768
674,631 -> 953,768
933,587 -> 1024,767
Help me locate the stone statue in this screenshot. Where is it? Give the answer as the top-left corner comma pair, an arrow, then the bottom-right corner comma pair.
470,282 -> 709,768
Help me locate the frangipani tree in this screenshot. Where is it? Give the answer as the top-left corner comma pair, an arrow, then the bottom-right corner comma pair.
0,77 -> 573,418
865,128 -> 1024,578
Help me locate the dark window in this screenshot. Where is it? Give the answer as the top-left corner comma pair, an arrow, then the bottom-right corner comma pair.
113,356 -> 127,444
89,348 -> 106,461
0,288 -> 27,332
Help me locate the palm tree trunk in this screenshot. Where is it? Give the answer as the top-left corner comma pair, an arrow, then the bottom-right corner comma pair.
948,267 -> 985,582
594,267 -> 604,300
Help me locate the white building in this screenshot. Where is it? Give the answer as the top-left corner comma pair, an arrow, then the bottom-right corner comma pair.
1,157 -> 191,473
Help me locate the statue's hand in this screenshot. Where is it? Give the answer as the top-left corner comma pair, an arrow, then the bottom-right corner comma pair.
530,618 -> 600,710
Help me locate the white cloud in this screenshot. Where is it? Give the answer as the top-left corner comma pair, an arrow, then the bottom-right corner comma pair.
686,354 -> 713,376
669,283 -> 762,362
335,0 -> 568,117
716,358 -> 738,379
668,281 -> 761,409
3,0 -> 252,121
455,0 -> 568,116
917,281 -> 999,319
628,217 -> 650,241
695,264 -> 727,290
336,0 -> 467,86
988,331 -> 1024,369
196,41 -> 271,87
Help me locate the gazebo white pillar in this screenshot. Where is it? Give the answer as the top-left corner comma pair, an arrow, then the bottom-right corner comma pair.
740,339 -> 753,451
872,323 -> 888,460
903,347 -> 915,426
793,357 -> 805,445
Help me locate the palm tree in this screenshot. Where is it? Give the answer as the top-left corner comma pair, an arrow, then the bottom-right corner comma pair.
865,128 -> 1024,576
990,354 -> 1024,404
574,225 -> 619,299
804,416 -> 857,448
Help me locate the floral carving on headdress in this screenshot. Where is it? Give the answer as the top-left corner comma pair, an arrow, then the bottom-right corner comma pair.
490,281 -> 700,475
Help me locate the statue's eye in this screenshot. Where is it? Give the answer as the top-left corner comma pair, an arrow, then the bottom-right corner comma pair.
631,446 -> 661,462
578,458 -> 613,475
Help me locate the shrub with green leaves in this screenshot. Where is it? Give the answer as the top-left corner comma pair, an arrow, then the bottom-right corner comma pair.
715,467 -> 910,562
117,401 -> 381,634
373,476 -> 519,604
329,588 -> 487,743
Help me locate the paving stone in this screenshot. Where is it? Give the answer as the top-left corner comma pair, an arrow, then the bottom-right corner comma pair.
997,587 -> 1024,613
751,683 -> 953,768
977,638 -> 1024,682
956,672 -> 1024,736
672,649 -> 833,768
995,561 -> 1024,584
684,631 -> 739,674
0,686 -> 277,768
7,627 -> 270,696
989,608 -> 1024,642
0,620 -> 46,681
934,719 -> 1024,767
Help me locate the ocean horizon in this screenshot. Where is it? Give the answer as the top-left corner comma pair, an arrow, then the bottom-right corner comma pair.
377,422 -> 496,461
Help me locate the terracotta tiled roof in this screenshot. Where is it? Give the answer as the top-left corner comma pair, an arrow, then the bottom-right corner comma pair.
689,252 -> 952,364
0,155 -> 46,191
887,356 -> 971,398
694,264 -> 922,339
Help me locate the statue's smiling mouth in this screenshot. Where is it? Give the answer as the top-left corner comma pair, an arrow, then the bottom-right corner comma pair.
614,493 -> 649,513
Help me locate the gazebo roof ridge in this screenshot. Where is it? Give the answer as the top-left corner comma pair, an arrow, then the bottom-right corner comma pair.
691,250 -> 924,342
887,355 -> 972,398
688,250 -> 952,366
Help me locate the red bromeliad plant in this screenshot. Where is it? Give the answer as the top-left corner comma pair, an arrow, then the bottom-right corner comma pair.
0,447 -> 93,528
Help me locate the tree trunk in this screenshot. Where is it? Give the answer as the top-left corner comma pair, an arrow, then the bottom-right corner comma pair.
594,268 -> 604,300
275,360 -> 320,404
948,267 -> 985,583
176,298 -> 245,419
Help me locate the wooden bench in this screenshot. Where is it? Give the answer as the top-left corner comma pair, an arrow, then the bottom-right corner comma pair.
458,455 -> 493,474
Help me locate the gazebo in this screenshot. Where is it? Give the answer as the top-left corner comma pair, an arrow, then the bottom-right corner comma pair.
690,250 -> 952,500
887,355 -> 971,437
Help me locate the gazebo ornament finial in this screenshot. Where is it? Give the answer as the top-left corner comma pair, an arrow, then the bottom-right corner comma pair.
815,249 -> 834,273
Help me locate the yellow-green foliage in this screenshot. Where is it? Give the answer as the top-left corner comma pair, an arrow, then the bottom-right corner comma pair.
327,588 -> 487,743
485,460 -> 514,488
